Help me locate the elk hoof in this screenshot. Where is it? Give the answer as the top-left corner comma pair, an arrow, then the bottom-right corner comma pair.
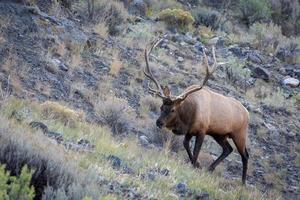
208,166 -> 215,172
193,162 -> 201,168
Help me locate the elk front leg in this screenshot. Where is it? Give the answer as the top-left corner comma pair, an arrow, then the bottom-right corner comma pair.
192,134 -> 205,168
183,134 -> 193,164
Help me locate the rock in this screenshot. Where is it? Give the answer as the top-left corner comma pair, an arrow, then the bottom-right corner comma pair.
280,64 -> 300,79
283,77 -> 299,87
195,42 -> 204,52
52,58 -> 68,72
78,138 -> 94,149
147,171 -> 156,181
195,192 -> 211,200
139,135 -> 150,147
264,122 -> 280,141
251,66 -> 270,81
176,182 -> 188,193
207,37 -> 219,45
107,155 -> 122,169
29,121 -> 49,134
59,63 -> 68,71
286,132 -> 296,137
248,51 -> 263,64
159,168 -> 170,176
122,165 -> 135,174
216,37 -> 226,47
228,45 -> 249,57
183,33 -> 197,45
171,34 -> 184,43
178,56 -> 184,62
47,131 -> 64,143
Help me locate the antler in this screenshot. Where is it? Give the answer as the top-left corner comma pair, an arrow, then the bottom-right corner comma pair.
175,46 -> 219,101
144,38 -> 165,98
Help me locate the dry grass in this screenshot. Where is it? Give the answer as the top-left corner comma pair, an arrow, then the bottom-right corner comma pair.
2,56 -> 16,73
109,52 -> 123,77
93,20 -> 108,38
10,73 -> 23,95
0,98 -> 280,200
198,26 -> 215,44
0,35 -> 5,44
35,81 -> 52,97
53,42 -> 67,57
139,95 -> 161,118
41,101 -> 85,127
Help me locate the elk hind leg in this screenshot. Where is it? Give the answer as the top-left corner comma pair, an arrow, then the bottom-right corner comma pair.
208,135 -> 233,172
232,134 -> 249,185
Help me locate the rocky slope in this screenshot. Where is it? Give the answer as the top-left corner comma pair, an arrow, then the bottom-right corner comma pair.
0,1 -> 299,199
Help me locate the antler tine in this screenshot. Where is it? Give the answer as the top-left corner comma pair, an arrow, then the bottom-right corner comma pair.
147,83 -> 165,98
201,48 -> 211,87
144,38 -> 165,98
175,46 -> 218,101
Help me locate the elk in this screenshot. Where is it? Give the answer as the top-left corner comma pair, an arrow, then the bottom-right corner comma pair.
144,38 -> 250,184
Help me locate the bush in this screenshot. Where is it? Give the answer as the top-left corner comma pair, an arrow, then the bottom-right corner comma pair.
0,165 -> 35,200
145,0 -> 182,15
158,8 -> 195,31
89,0 -> 129,35
238,0 -> 272,26
144,124 -> 183,152
104,1 -> 128,35
225,56 -> 250,89
192,7 -> 221,30
139,95 -> 161,118
249,22 -> 282,53
95,97 -> 136,135
41,101 -> 85,127
269,0 -> 300,36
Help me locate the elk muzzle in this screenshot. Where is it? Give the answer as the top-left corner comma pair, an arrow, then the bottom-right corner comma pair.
156,119 -> 164,129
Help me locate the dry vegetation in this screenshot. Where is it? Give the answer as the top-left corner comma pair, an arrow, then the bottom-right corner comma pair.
0,97 -> 280,200
0,0 -> 299,199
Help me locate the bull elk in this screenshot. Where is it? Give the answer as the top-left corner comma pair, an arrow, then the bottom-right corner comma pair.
144,38 -> 250,184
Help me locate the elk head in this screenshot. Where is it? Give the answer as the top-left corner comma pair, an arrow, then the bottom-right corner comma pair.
144,38 -> 219,130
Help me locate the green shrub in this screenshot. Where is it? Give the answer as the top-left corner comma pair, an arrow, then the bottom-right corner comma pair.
127,23 -> 154,42
269,0 -> 300,36
158,8 -> 195,31
192,7 -> 221,30
225,56 -> 250,89
88,0 -> 129,35
145,0 -> 182,15
238,0 -> 272,26
249,22 -> 281,52
104,1 -> 128,35
95,97 -> 136,135
0,165 -> 35,200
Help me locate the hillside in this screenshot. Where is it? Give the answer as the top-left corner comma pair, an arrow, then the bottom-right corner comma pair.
0,0 -> 299,200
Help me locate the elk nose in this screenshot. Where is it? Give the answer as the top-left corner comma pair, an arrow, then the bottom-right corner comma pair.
156,120 -> 163,128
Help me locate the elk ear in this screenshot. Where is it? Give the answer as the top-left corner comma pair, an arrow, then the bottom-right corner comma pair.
162,86 -> 171,97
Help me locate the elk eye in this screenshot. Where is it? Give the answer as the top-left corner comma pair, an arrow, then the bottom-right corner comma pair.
171,109 -> 175,113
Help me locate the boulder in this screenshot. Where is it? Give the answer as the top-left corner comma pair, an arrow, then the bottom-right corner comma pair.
139,135 -> 150,147
251,66 -> 270,82
279,64 -> 300,79
283,77 -> 299,87
107,155 -> 122,169
228,45 -> 249,58
175,182 -> 188,193
247,51 -> 263,64
177,56 -> 184,62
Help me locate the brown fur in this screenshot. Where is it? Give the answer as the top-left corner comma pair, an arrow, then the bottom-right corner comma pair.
144,40 -> 249,184
157,86 -> 250,184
